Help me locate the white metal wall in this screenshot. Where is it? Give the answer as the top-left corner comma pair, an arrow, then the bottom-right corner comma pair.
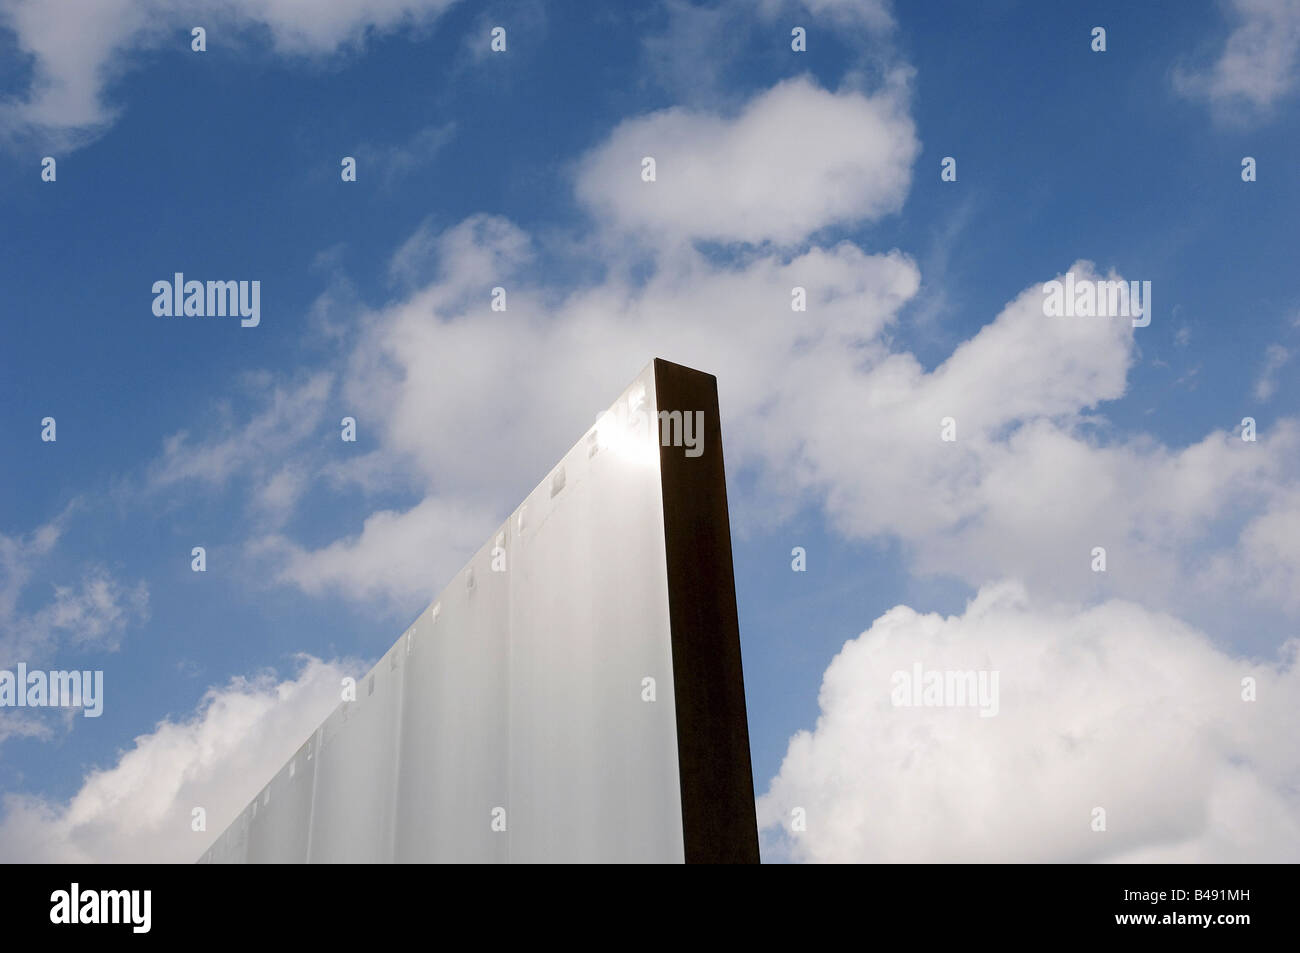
199,363 -> 686,863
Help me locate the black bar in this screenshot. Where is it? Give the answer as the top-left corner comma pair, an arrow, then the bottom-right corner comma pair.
654,358 -> 761,864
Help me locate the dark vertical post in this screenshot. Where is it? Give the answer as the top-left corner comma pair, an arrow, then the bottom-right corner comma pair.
653,358 -> 761,864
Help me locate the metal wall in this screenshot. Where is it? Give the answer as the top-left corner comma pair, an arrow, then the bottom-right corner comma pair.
200,363 -> 688,863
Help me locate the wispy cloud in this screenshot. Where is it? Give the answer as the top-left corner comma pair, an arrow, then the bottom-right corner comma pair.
0,515 -> 149,672
147,371 -> 333,526
355,122 -> 457,187
1174,0 -> 1300,119
0,0 -> 462,149
1255,343 -> 1293,401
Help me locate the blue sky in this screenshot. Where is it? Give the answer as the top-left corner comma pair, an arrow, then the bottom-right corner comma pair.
2,0 -> 1299,862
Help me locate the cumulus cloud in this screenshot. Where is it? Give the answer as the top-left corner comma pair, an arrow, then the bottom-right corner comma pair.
295,226 -> 1300,626
0,0 -> 460,146
1174,0 -> 1300,116
176,198 -> 1300,631
575,75 -> 918,245
758,581 -> 1300,862
765,263 -> 1300,613
192,212 -> 909,609
348,216 -> 919,493
0,655 -> 356,862
249,495 -> 497,608
136,74 -> 924,610
1203,487 -> 1300,614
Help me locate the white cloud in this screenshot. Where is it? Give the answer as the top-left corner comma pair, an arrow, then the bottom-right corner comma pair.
17,570 -> 150,657
0,711 -> 53,745
777,294 -> 1299,610
215,215 -> 1300,629
350,217 -> 919,496
1203,488 -> 1300,614
253,464 -> 310,526
149,371 -> 332,515
136,76 -> 921,610
0,517 -> 149,671
387,213 -> 532,292
256,219 -> 920,609
249,495 -> 497,609
575,75 -> 918,245
0,515 -> 62,623
758,581 -> 1300,862
0,0 -> 460,145
0,655 -> 355,862
1174,0 -> 1300,115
